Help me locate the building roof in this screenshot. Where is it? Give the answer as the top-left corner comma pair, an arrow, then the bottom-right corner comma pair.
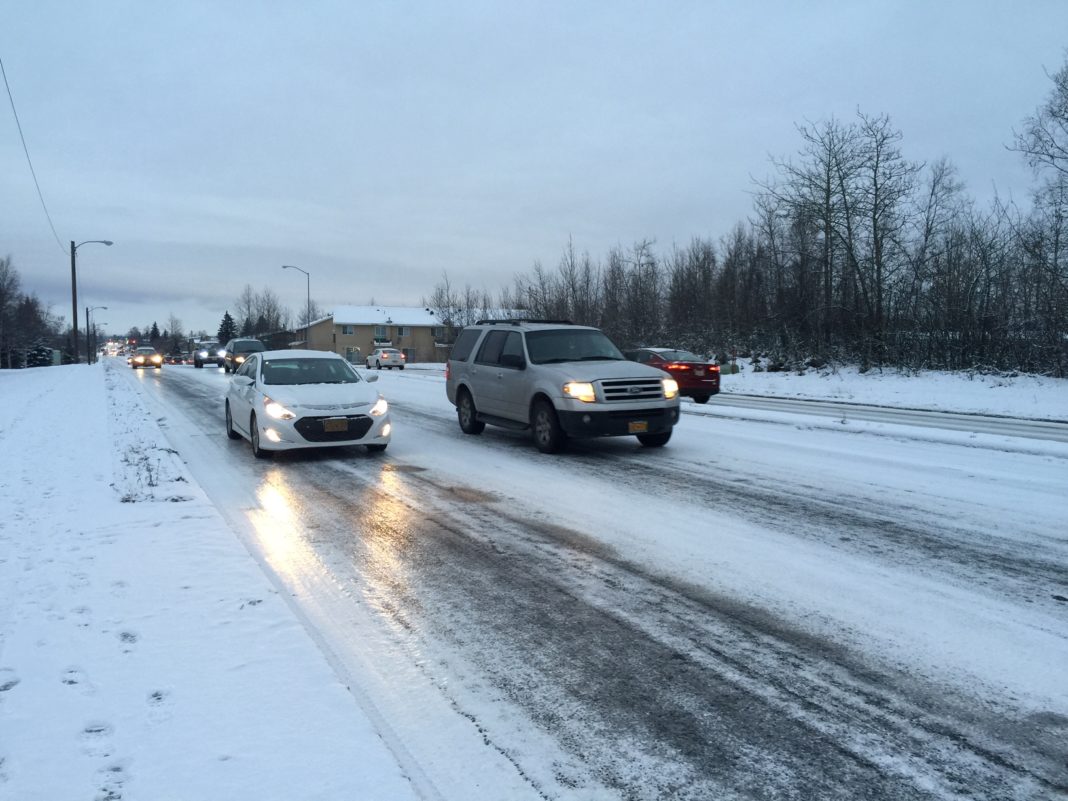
326,306 -> 441,327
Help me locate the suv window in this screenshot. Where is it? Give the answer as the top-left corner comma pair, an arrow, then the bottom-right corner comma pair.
526,329 -> 623,364
450,328 -> 482,362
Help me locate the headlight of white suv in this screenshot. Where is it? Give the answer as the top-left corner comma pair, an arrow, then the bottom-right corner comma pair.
369,397 -> 388,417
662,378 -> 679,399
264,397 -> 296,420
562,381 -> 596,403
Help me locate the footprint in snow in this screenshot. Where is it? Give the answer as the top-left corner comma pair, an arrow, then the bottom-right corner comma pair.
61,667 -> 96,695
0,670 -> 19,694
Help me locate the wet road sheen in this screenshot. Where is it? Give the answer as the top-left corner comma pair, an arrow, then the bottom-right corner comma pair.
133,364 -> 1068,801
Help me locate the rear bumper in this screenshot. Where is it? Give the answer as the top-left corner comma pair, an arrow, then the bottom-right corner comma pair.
557,405 -> 679,438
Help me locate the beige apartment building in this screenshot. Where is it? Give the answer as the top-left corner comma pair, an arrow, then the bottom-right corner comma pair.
302,305 -> 448,364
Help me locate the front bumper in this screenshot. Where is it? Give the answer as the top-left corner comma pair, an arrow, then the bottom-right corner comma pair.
257,412 -> 392,451
556,405 -> 679,438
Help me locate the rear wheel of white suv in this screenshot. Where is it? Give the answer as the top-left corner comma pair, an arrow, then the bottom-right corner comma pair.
457,389 -> 485,435
532,400 -> 567,453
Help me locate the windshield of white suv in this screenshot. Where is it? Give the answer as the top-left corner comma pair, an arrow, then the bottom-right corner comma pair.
526,329 -> 624,364
261,357 -> 360,385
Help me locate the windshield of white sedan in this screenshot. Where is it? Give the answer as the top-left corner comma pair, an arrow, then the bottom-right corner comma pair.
525,329 -> 624,364
261,358 -> 360,385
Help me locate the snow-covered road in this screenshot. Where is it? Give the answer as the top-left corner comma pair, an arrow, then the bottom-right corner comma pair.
124,362 -> 1068,800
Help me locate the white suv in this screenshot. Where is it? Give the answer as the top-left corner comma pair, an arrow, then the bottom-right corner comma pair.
445,320 -> 681,453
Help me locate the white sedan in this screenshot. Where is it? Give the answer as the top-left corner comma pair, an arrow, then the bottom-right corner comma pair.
366,347 -> 406,369
225,349 -> 391,458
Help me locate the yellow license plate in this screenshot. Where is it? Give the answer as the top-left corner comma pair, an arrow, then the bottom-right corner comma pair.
628,420 -> 649,434
323,418 -> 348,433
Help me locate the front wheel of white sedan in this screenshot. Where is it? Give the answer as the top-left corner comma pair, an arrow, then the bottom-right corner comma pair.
225,402 -> 241,440
249,412 -> 271,459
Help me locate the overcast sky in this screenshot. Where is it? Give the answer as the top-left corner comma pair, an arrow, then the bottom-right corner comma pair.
2,1 -> 1066,337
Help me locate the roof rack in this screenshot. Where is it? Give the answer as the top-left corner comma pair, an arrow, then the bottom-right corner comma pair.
474,319 -> 574,326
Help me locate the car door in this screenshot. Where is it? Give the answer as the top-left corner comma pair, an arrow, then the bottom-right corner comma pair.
495,331 -> 530,422
230,355 -> 259,433
470,330 -> 510,416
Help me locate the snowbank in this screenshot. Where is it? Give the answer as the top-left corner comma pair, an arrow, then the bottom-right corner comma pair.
0,365 -> 417,801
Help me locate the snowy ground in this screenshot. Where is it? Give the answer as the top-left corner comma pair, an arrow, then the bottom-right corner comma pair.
0,365 -> 418,801
0,361 -> 1065,800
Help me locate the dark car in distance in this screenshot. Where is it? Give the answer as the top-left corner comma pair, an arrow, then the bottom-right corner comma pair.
623,348 -> 720,403
193,341 -> 221,368
221,338 -> 266,373
130,346 -> 163,369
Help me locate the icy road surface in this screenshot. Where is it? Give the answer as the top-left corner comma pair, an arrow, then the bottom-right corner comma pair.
128,362 -> 1068,800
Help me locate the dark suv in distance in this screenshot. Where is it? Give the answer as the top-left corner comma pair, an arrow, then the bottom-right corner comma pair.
193,341 -> 221,368
221,338 -> 266,373
445,320 -> 681,453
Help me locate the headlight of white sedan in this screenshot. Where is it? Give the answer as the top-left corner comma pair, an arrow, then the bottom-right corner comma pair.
369,397 -> 388,417
263,397 -> 296,420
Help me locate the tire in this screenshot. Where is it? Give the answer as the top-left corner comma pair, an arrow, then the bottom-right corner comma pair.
250,412 -> 270,459
692,394 -> 710,404
376,361 -> 382,369
399,365 -> 405,370
457,389 -> 485,435
225,402 -> 241,440
532,400 -> 567,453
637,430 -> 672,448
194,360 -> 203,369
366,443 -> 388,453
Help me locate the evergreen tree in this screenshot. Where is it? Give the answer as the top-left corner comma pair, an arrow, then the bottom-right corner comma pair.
217,311 -> 236,343
149,322 -> 160,341
239,316 -> 253,336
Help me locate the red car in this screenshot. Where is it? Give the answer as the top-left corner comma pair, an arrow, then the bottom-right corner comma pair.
623,348 -> 720,403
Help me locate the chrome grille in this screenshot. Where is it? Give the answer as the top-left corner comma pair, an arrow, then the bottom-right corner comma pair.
598,378 -> 664,402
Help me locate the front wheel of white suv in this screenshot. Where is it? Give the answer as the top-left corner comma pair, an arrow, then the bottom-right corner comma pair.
637,430 -> 671,447
532,400 -> 567,453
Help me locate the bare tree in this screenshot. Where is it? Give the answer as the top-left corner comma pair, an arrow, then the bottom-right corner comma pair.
1012,54 -> 1068,176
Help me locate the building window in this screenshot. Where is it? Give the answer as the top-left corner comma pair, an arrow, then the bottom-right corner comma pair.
397,326 -> 411,337
344,347 -> 360,363
374,325 -> 387,338
431,327 -> 444,339
341,325 -> 354,335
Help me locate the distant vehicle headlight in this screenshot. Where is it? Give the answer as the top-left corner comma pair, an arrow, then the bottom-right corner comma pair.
562,381 -> 596,403
369,397 -> 388,417
198,349 -> 209,358
151,354 -> 162,364
236,355 -> 246,364
263,397 -> 295,420
217,349 -> 226,358
134,355 -> 145,363
662,378 -> 679,399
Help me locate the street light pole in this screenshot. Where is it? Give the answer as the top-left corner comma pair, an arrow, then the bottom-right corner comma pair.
282,265 -> 311,345
70,240 -> 113,363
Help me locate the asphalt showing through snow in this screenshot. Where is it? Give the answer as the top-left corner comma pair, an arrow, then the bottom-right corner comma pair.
132,364 -> 1068,800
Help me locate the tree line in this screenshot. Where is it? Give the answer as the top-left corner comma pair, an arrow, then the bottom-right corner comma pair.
427,57 -> 1068,376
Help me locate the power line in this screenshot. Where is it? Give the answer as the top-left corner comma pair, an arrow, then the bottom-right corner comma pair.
0,53 -> 67,254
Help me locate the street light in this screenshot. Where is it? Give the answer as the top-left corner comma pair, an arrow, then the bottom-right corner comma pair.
282,265 -> 311,344
86,305 -> 107,364
71,240 -> 113,363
